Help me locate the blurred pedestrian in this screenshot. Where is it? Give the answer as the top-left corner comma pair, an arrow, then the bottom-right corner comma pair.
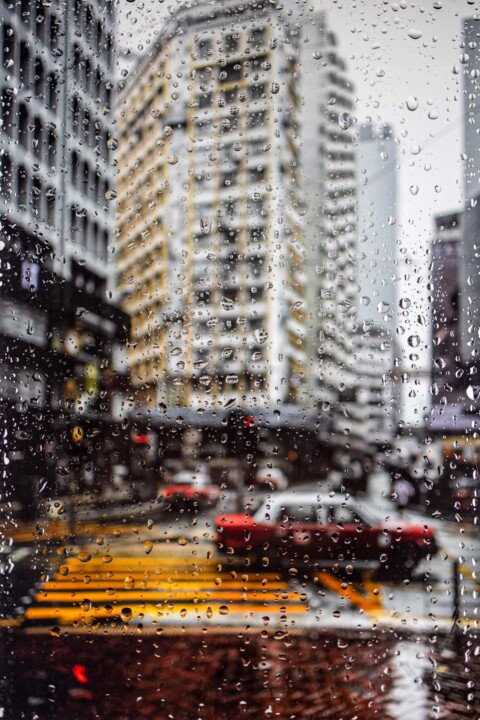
392,476 -> 415,514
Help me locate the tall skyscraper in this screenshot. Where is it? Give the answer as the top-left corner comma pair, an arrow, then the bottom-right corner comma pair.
116,0 -> 307,410
353,122 -> 397,444
431,212 -> 462,408
356,123 -> 396,336
298,13 -> 358,425
461,17 -> 480,364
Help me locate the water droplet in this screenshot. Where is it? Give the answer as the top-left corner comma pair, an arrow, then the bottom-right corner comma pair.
102,555 -> 113,564
167,155 -> 179,165
58,564 -> 69,576
269,82 -> 280,95
219,605 -> 229,615
124,575 -> 135,590
428,110 -> 439,120
410,185 -> 419,196
408,28 -> 423,40
177,536 -> 188,546
312,50 -> 322,60
200,218 -> 212,234
467,385 -> 480,401
50,626 -> 61,637
164,125 -> 173,137
105,189 -> 117,200
81,599 -> 92,612
120,607 -> 133,622
221,296 -> 234,310
252,328 -> 268,344
408,334 -> 421,348
77,551 -> 91,563
338,112 -> 351,130
143,540 -> 154,554
406,96 -> 418,111
151,108 -> 161,119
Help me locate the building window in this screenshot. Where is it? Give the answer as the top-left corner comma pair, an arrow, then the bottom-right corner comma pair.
197,38 -> 213,59
0,154 -> 12,199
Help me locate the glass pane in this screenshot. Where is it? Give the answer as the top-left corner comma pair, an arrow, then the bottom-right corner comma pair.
1,1 -> 478,718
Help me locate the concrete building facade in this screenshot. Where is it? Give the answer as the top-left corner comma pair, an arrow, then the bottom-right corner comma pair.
116,0 -> 307,410
0,0 -> 116,289
299,12 -> 358,424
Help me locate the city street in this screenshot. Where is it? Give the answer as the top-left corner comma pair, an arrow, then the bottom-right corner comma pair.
1,488 -> 478,718
5,517 -> 480,635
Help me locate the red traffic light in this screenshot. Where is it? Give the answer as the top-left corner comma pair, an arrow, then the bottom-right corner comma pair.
243,416 -> 255,428
132,433 -> 149,445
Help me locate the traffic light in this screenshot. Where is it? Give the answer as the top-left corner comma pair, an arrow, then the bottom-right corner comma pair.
227,410 -> 259,461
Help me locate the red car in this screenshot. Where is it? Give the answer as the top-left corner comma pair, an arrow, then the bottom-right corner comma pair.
215,491 -> 438,578
159,470 -> 221,511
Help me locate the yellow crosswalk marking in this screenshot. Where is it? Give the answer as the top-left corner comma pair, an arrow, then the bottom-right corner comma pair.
43,580 -> 284,591
35,590 -> 303,603
24,602 -> 308,624
314,571 -> 389,621
19,551 -> 309,630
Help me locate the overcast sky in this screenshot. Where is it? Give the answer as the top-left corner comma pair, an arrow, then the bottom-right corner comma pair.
115,0 -> 476,425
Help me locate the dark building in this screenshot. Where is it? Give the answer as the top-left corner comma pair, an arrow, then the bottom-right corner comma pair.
431,212 -> 463,408
0,0 -> 131,517
0,225 -> 130,518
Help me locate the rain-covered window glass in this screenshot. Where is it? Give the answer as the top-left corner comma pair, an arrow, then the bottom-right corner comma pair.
1,0 -> 479,718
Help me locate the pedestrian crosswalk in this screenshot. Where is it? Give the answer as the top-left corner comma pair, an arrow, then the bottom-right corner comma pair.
20,550 -> 312,631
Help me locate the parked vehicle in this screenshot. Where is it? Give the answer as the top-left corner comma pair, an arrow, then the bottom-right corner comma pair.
253,466 -> 288,491
215,490 -> 438,578
158,469 -> 222,511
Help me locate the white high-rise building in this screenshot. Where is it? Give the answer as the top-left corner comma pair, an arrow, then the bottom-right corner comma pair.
0,0 -> 116,290
116,0 -> 307,410
461,17 -> 480,364
299,13 -> 358,435
354,122 -> 397,444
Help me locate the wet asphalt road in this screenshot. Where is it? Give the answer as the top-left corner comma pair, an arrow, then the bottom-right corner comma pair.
2,629 -> 479,720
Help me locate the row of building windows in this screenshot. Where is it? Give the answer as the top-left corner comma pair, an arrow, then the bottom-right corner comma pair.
0,154 -> 109,260
9,2 -> 62,56
70,150 -> 110,205
69,205 -> 109,259
0,155 -> 56,227
70,94 -> 110,155
1,94 -> 57,167
72,44 -> 112,106
195,29 -> 267,60
72,0 -> 114,61
8,3 -> 113,72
